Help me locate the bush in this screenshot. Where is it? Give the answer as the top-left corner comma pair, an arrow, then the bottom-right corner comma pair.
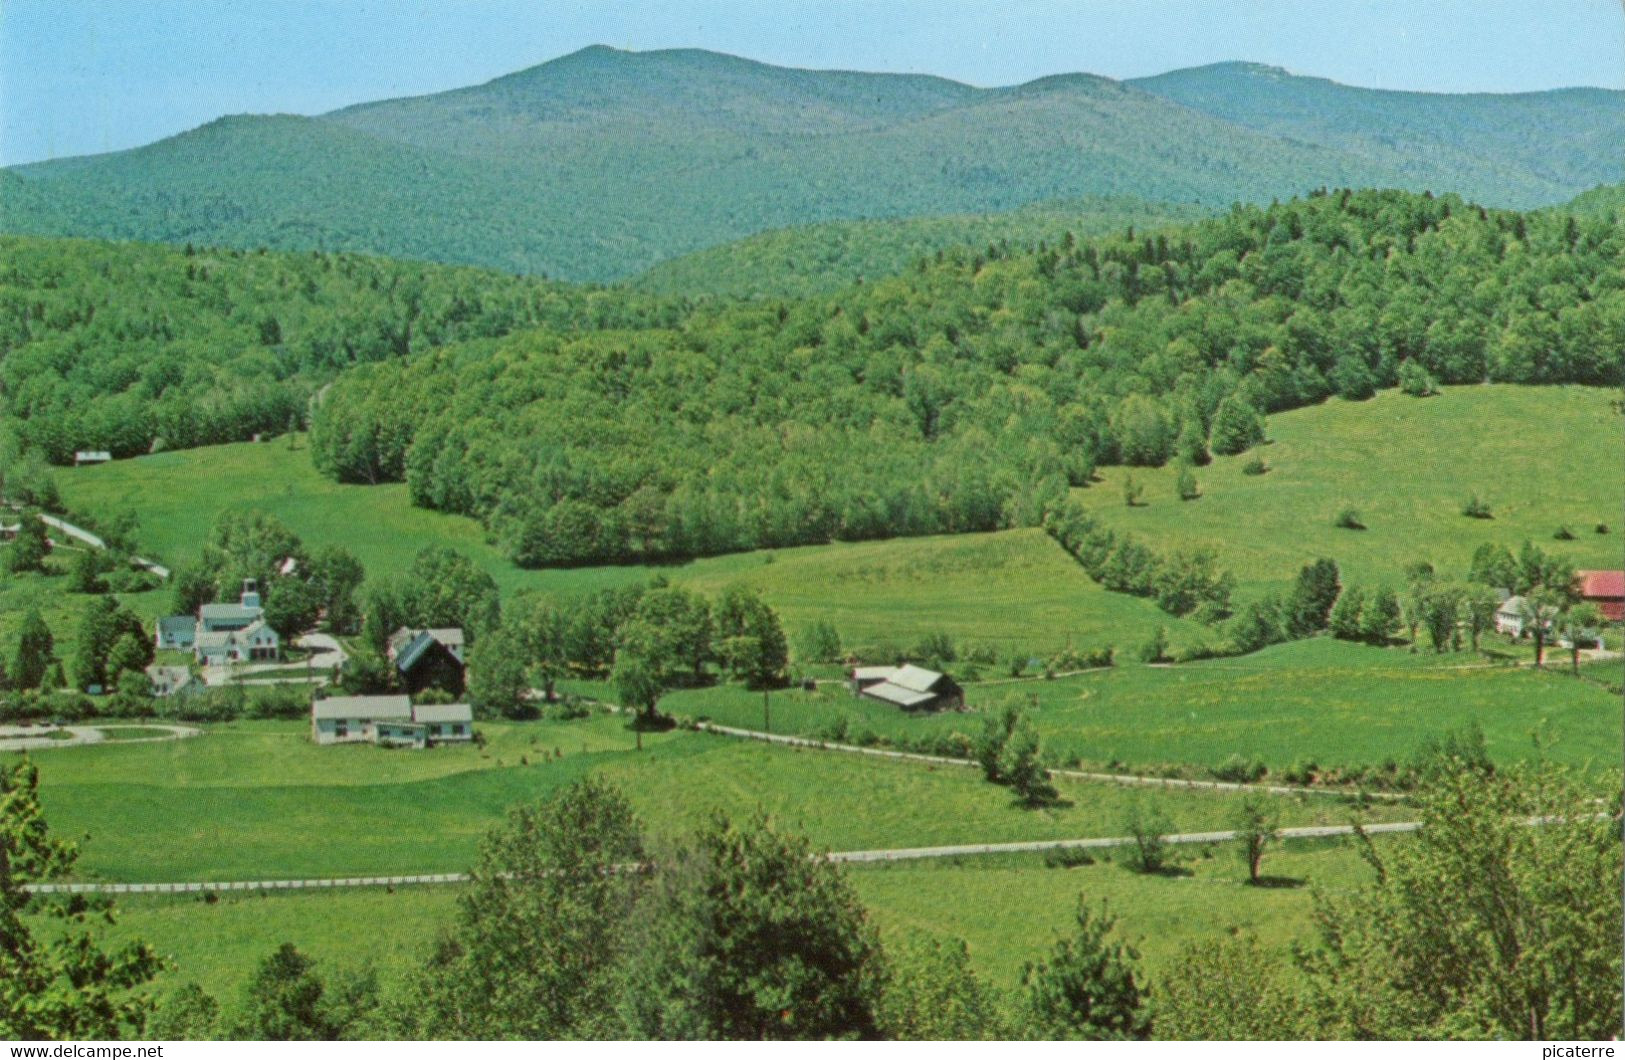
1044,846 -> 1095,868
1211,753 -> 1267,784
1175,466 -> 1199,502
1083,646 -> 1115,669
1596,523 -> 1610,535
1396,360 -> 1438,397
1333,508 -> 1365,530
1553,525 -> 1575,541
1137,628 -> 1171,664
1121,801 -> 1174,874
1460,495 -> 1493,519
1279,758 -> 1319,786
1240,457 -> 1269,476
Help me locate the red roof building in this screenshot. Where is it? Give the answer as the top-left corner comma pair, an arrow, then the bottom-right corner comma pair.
1576,570 -> 1625,622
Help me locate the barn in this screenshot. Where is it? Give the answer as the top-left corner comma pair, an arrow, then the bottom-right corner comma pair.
849,663 -> 964,712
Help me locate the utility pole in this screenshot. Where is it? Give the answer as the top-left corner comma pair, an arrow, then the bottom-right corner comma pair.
762,689 -> 771,733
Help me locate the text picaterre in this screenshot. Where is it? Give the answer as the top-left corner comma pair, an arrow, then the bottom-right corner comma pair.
1542,1047 -> 1615,1059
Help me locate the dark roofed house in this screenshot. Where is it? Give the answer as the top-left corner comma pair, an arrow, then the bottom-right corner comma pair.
1577,570 -> 1625,622
389,628 -> 466,695
851,663 -> 964,712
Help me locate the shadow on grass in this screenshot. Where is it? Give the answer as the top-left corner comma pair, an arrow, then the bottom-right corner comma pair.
1248,875 -> 1307,889
627,713 -> 678,733
1124,864 -> 1194,879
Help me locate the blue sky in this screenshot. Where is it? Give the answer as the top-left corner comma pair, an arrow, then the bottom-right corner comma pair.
3,0 -> 1622,165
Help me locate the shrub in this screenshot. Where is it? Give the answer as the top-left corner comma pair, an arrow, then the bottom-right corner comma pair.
1211,753 -> 1267,784
1175,466 -> 1199,502
1279,758 -> 1319,786
1333,508 -> 1365,530
1396,360 -> 1438,397
1553,525 -> 1575,541
1083,646 -> 1115,669
1596,523 -> 1610,535
1461,495 -> 1493,519
1044,846 -> 1095,869
1137,628 -> 1170,664
1240,457 -> 1269,476
1122,475 -> 1144,507
1121,801 -> 1174,874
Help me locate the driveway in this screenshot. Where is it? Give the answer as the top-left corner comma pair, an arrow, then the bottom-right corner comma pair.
0,723 -> 200,752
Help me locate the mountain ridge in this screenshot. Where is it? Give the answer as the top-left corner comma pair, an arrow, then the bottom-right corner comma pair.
6,46 -> 1621,281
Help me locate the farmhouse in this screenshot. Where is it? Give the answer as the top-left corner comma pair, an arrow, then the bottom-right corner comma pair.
310,695 -> 474,747
155,615 -> 196,650
1495,595 -> 1528,637
195,619 -> 280,666
199,580 -> 265,633
387,627 -> 467,695
849,663 -> 964,712
1576,570 -> 1625,622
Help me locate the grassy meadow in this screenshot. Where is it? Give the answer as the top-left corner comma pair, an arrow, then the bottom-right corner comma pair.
93,836 -> 1378,1002
52,385 -> 1624,663
1076,385 -> 1623,599
636,637 -> 1619,776
21,713 -> 1392,882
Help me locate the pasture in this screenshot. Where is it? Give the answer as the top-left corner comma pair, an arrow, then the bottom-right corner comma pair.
21,713 -> 1392,882
1074,385 -> 1622,599
90,837 -> 1380,1001
644,638 -> 1620,775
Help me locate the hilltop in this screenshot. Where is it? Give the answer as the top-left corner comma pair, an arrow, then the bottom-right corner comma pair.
5,47 -> 1622,281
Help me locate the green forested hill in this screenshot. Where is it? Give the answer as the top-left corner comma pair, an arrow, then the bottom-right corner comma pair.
308,190 -> 1625,568
0,236 -> 677,461
1564,183 -> 1625,216
1130,62 -> 1625,205
632,198 -> 1213,299
5,47 -> 1621,282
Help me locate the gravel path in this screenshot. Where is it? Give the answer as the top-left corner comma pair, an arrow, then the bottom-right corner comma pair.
0,723 -> 200,752
25,821 -> 1419,894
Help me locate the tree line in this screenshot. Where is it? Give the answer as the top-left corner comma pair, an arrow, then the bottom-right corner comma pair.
0,235 -> 681,463
309,189 -> 1625,568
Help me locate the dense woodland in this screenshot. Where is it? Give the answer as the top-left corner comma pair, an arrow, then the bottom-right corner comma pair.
309,189 -> 1625,567
0,236 -> 677,461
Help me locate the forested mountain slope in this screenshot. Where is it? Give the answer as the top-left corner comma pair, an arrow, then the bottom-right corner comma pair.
0,236 -> 678,461
309,190 -> 1625,568
6,47 -> 1621,281
1130,62 -> 1625,205
631,198 -> 1213,299
1563,183 -> 1625,216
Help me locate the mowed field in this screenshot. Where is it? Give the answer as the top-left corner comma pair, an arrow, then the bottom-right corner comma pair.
634,637 -> 1620,775
21,713 -> 1393,882
92,838 -> 1378,1001
1075,385 -> 1623,599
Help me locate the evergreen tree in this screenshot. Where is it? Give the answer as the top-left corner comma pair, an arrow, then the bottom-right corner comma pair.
1022,900 -> 1152,1040
4,517 -> 48,574
9,609 -> 54,691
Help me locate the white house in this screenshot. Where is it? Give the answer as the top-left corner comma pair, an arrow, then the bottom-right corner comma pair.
311,695 -> 474,748
195,619 -> 280,666
73,451 -> 111,466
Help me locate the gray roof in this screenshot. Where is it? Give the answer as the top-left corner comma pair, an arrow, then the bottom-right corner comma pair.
413,703 -> 473,724
889,664 -> 946,693
850,666 -> 894,681
199,602 -> 260,622
157,615 -> 195,634
311,695 -> 413,721
862,681 -> 939,709
194,630 -> 235,648
1498,595 -> 1527,615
